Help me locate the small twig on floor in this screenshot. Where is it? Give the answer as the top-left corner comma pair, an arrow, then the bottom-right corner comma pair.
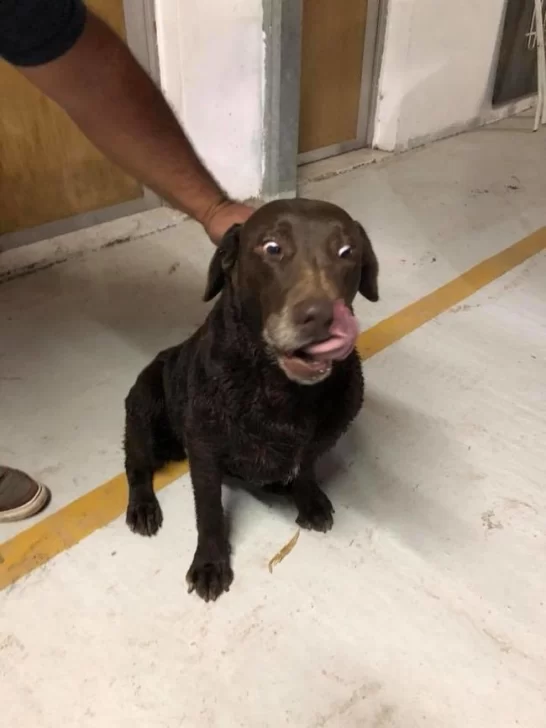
268,529 -> 300,573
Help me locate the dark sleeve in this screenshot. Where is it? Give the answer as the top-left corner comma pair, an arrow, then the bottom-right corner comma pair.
0,0 -> 87,66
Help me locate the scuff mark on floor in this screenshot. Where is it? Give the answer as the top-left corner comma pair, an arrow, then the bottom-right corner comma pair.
316,682 -> 383,726
481,509 -> 503,531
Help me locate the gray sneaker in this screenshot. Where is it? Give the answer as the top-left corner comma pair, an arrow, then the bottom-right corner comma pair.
0,467 -> 51,523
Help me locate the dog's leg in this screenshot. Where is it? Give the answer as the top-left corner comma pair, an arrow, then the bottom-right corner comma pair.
292,465 -> 334,533
125,464 -> 163,537
186,445 -> 233,602
124,358 -> 182,537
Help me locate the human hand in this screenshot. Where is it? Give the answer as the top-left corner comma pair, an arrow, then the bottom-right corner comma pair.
203,200 -> 255,244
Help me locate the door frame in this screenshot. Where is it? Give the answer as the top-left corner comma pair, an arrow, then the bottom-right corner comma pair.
0,0 -> 161,251
262,0 -> 385,200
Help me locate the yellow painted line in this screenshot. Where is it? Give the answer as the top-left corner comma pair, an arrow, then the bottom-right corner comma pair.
0,461 -> 189,590
1,227 -> 545,590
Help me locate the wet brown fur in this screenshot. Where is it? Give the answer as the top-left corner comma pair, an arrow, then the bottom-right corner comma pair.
124,198 -> 379,601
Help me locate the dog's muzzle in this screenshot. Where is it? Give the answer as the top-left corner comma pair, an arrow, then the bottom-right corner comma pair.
268,300 -> 359,385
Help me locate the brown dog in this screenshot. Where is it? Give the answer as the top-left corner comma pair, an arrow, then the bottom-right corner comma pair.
124,198 -> 379,601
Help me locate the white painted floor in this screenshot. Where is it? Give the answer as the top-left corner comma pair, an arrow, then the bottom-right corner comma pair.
1,120 -> 546,727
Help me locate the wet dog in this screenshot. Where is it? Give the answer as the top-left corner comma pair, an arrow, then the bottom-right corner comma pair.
124,198 -> 379,601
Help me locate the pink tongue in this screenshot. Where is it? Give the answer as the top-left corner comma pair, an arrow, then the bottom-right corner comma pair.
304,300 -> 359,361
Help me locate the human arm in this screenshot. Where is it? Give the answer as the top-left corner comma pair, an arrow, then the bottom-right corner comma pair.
2,2 -> 252,241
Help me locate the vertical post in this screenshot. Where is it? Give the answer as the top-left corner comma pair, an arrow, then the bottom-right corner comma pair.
533,0 -> 546,128
262,0 -> 303,200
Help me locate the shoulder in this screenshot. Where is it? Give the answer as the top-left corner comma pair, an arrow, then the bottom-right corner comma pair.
0,0 -> 87,66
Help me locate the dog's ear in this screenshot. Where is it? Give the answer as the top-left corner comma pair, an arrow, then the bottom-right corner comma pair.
203,224 -> 241,302
354,222 -> 379,302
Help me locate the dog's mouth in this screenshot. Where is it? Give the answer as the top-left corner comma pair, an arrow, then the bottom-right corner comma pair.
275,301 -> 359,384
278,348 -> 334,382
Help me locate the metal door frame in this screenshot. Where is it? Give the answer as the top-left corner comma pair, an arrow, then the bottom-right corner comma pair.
262,0 -> 385,200
1,0 -> 161,251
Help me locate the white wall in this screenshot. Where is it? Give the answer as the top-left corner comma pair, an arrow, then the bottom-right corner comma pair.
153,1 -> 531,190
373,0 -> 517,151
154,0 -> 264,200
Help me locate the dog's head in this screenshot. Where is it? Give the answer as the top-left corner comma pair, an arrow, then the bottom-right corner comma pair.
204,198 -> 379,385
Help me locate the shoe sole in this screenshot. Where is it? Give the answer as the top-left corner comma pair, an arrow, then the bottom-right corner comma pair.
0,483 -> 51,523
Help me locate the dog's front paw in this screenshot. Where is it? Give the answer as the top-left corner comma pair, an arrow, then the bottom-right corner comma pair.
296,488 -> 334,533
186,549 -> 233,602
126,495 -> 163,536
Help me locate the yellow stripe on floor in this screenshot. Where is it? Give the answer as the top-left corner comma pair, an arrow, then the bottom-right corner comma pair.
1,228 -> 545,590
0,462 -> 189,589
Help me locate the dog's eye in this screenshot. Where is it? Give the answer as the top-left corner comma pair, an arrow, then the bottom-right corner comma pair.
338,245 -> 352,258
263,240 -> 282,257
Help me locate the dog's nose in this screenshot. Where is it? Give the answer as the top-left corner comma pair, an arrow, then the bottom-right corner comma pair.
292,298 -> 334,338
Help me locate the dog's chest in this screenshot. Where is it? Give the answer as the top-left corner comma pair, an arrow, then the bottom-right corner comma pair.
188,351 -> 364,486
221,374 -> 361,485
222,402 -> 312,485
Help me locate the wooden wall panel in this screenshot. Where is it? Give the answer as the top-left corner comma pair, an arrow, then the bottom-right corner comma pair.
0,0 -> 142,235
299,0 -> 368,154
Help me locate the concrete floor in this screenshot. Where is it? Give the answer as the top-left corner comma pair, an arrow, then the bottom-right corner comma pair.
1,120 -> 546,726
